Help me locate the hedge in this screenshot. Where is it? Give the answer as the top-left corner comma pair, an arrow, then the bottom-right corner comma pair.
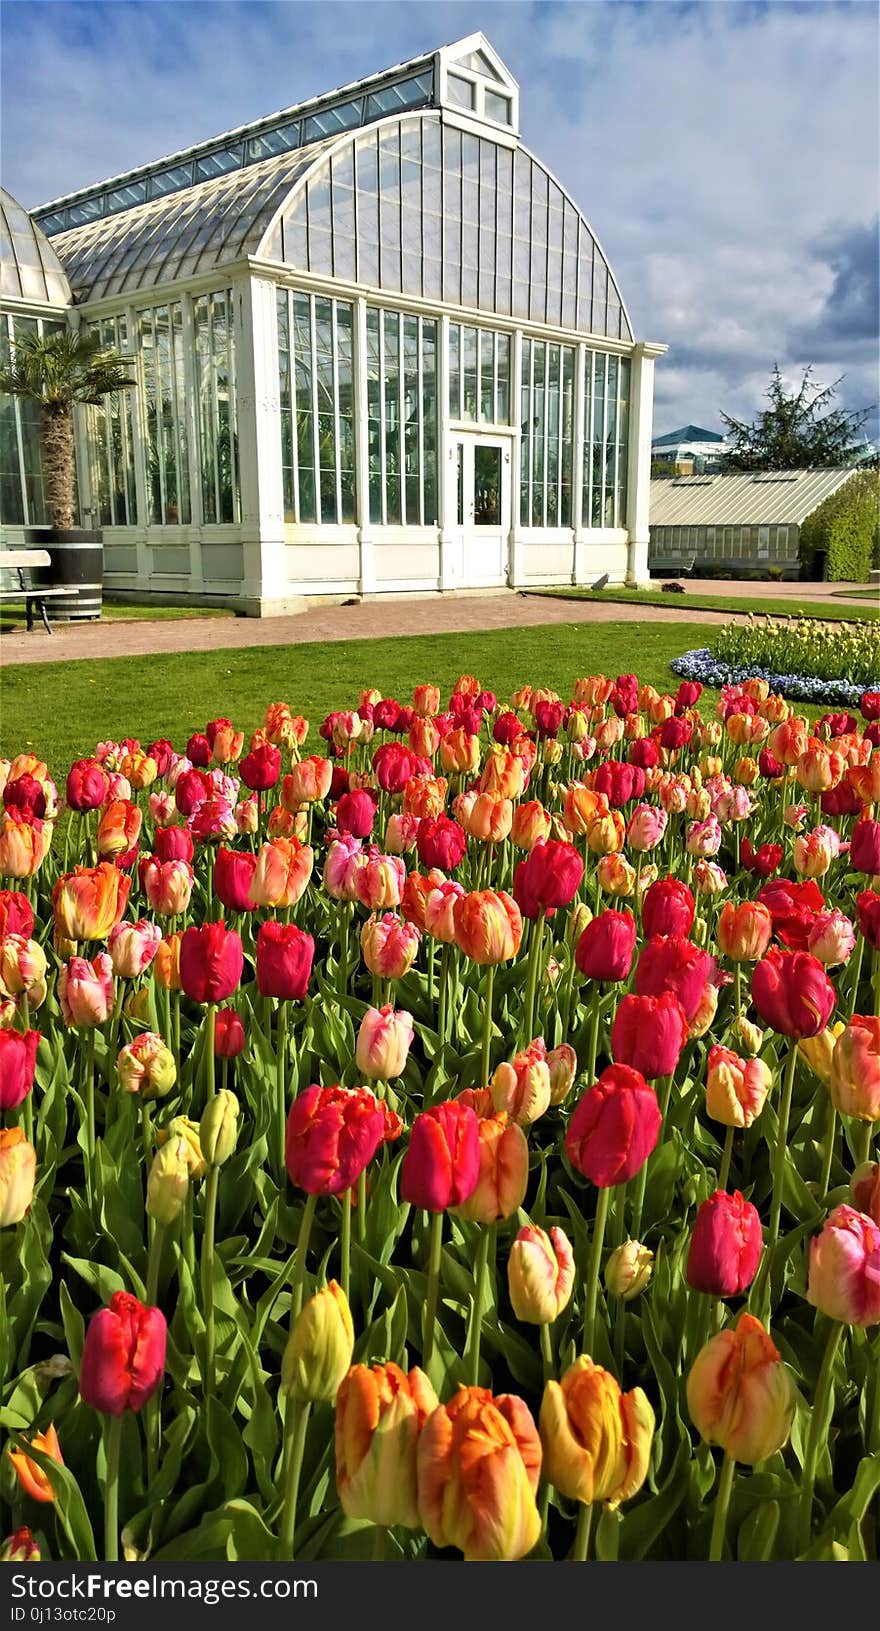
798,467 -> 880,581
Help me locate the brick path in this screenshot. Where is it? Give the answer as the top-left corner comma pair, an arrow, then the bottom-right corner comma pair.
1,581 -> 874,668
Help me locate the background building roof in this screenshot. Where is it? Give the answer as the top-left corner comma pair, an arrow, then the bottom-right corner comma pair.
0,187 -> 71,308
649,468 -> 860,527
652,424 -> 724,446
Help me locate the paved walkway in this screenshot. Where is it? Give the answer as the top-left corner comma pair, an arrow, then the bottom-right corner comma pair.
1,581 -> 874,668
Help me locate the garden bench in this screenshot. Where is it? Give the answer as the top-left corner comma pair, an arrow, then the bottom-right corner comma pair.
0,549 -> 77,633
650,555 -> 696,578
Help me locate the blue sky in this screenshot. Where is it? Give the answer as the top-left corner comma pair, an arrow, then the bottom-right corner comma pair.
2,0 -> 877,438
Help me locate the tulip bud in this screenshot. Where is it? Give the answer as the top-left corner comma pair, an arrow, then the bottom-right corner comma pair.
0,1127 -> 36,1225
507,1225 -> 575,1323
547,1042 -> 577,1105
199,1089 -> 239,1167
7,1424 -> 63,1504
146,1138 -> 191,1225
798,1020 -> 845,1083
734,1015 -> 764,1057
156,1116 -> 206,1179
604,1239 -> 654,1301
117,1032 -> 176,1100
281,1280 -> 354,1402
0,1526 -> 41,1561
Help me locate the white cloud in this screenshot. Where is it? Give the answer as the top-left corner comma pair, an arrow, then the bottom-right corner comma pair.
2,0 -> 876,435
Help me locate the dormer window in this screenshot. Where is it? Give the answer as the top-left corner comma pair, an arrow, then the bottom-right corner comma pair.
437,34 -> 520,135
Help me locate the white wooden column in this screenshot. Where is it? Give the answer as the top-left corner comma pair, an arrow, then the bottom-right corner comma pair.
125,303 -> 151,589
234,274 -> 289,611
353,295 -> 374,594
437,313 -> 453,590
571,341 -> 587,584
507,326 -> 523,587
180,293 -> 204,592
626,341 -> 666,585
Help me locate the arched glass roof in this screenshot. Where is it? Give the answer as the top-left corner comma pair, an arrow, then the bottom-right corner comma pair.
0,187 -> 71,307
50,112 -> 632,340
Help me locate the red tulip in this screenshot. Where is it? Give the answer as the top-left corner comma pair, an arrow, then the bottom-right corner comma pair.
174,768 -> 212,817
856,891 -> 880,951
336,790 -> 376,839
213,1008 -> 246,1058
400,1101 -> 480,1212
417,816 -> 467,872
751,948 -> 836,1039
152,825 -> 194,864
635,935 -> 716,1022
256,920 -> 314,1000
641,877 -> 695,940
185,733 -> 211,768
0,1029 -> 39,1110
861,692 -> 880,721
611,992 -> 689,1079
179,922 -> 243,1004
373,743 -> 427,794
78,1292 -> 166,1416
66,759 -> 110,812
4,774 -> 48,819
742,837 -> 783,876
239,742 -> 281,791
659,716 -> 693,751
757,877 -> 825,950
686,1190 -> 763,1297
285,1085 -> 387,1195
565,1065 -> 661,1187
575,909 -> 636,982
513,840 -> 584,920
592,760 -> 646,808
851,820 -> 880,876
213,847 -> 258,913
0,889 -> 34,942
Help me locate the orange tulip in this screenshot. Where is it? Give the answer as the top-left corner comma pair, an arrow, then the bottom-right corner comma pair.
686,1312 -> 793,1465
439,729 -> 480,775
539,1356 -> 654,1508
7,1425 -> 63,1504
417,1386 -> 542,1561
153,932 -> 183,991
53,863 -> 131,941
563,784 -> 609,837
479,750 -> 525,800
248,838 -> 314,909
96,799 -> 141,860
453,890 -> 523,965
335,1362 -> 438,1529
0,811 -> 53,879
282,757 -> 333,809
452,1111 -> 529,1223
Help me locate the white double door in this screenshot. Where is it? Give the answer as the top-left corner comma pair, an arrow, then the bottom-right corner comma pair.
446,432 -> 511,588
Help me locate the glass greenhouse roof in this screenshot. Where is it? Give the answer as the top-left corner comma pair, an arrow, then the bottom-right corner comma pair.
0,187 -> 71,307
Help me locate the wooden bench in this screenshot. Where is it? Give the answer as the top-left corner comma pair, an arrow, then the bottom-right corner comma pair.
0,549 -> 78,633
650,555 -> 697,578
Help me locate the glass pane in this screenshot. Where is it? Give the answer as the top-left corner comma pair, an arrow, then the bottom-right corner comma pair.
446,72 -> 475,110
484,89 -> 511,125
463,326 -> 478,421
474,445 -> 501,525
479,329 -> 494,422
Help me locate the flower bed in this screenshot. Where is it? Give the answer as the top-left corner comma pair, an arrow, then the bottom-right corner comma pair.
671,647 -> 880,707
673,616 -> 880,707
1,673 -> 879,1565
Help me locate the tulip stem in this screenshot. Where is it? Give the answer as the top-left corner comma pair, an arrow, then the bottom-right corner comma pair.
587,987 -> 602,1082
582,1185 -> 611,1354
276,1001 -> 289,1180
819,1107 -> 837,1199
797,1319 -> 845,1554
82,1028 -> 96,1211
523,918 -> 544,1044
340,1187 -> 351,1303
357,1167 -> 367,1245
422,1210 -> 444,1371
289,1191 -> 318,1336
201,1165 -> 220,1400
481,963 -> 496,1086
873,949 -> 880,1019
572,1500 -> 594,1562
708,1452 -> 736,1561
204,1003 -> 216,1105
848,935 -> 865,1018
540,1320 -> 554,1384
279,1398 -> 311,1557
854,1119 -> 873,1169
145,1220 -> 164,1306
718,1126 -> 735,1192
103,1414 -> 123,1563
438,942 -> 451,1055
466,1224 -> 494,1386
768,1041 -> 798,1250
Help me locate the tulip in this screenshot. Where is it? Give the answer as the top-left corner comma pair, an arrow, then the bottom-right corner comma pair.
117,1032 -> 176,1100
539,1357 -> 654,1537
611,992 -> 688,1080
53,863 -> 131,942
239,741 -> 281,791
705,1046 -> 771,1129
641,876 -> 695,939
79,1292 -> 166,1416
0,888 -> 34,942
0,1127 -> 36,1225
717,901 -> 772,964
107,919 -> 162,979
255,920 -> 314,1001
7,1424 -> 63,1504
282,1281 -> 354,1402
513,840 -> 584,921
507,1225 -> 575,1323
0,935 -> 47,1006
141,857 -> 194,918
400,1100 -> 480,1212
355,1006 -> 414,1080
0,810 -> 52,878
511,800 -> 552,850
199,1089 -> 239,1167
213,1007 -> 245,1059
547,1042 -> 578,1105
453,890 -> 522,965
806,1204 -> 880,1326
851,819 -> 880,876
179,922 -> 243,1005
604,1239 -> 654,1301
153,826 -> 194,864
146,1137 -> 191,1226
156,1116 -> 206,1179
336,1362 -> 439,1529
596,853 -> 636,895
687,1312 -> 793,1468
335,789 -> 376,840
851,1161 -> 880,1225
751,948 -> 836,1039
575,909 -> 636,983
153,931 -> 183,991
636,935 -> 716,1022
491,1038 -> 552,1126
828,1016 -> 880,1122
285,1085 -> 387,1196
566,1065 -> 661,1188
360,913 -> 420,980
856,890 -> 880,950
0,1029 -> 39,1111
249,837 -> 314,910
418,1386 -> 542,1561
807,910 -> 855,967
66,759 -> 110,811
757,876 -> 825,949
423,878 -> 465,943
626,803 -> 667,852
58,954 -> 114,1028
353,852 -> 405,912
96,799 -> 141,861
686,1190 -> 762,1297
452,1111 -> 529,1225
0,1526 -> 41,1561
213,847 -> 258,913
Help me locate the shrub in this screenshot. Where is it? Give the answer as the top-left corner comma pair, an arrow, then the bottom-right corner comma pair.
708,613 -> 879,689
799,469 -> 880,581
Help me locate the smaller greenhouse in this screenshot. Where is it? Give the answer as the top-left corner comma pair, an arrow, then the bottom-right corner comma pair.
648,468 -> 862,579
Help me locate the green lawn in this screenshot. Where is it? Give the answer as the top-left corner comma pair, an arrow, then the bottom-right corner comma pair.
529,586 -> 879,622
831,588 -> 880,603
0,599 -> 234,632
3,620 -> 721,771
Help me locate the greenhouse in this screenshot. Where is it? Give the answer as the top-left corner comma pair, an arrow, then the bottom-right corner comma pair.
1,34 -> 665,612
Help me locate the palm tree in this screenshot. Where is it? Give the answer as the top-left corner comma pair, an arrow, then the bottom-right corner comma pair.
0,328 -> 135,530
